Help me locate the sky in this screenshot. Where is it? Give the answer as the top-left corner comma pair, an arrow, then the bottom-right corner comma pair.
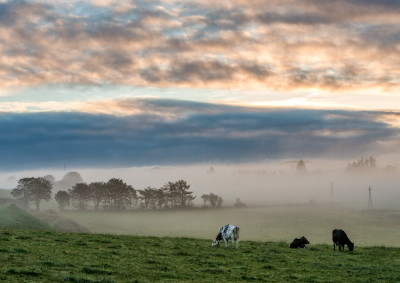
1,0 -> 400,171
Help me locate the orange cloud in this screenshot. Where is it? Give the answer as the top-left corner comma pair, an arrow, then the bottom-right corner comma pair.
1,0 -> 400,97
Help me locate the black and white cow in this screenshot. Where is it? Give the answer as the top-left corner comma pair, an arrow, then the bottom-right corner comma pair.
290,236 -> 309,248
212,224 -> 240,248
332,229 -> 354,251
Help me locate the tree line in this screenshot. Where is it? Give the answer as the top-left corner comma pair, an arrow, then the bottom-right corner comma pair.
10,176 -> 224,212
346,156 -> 377,172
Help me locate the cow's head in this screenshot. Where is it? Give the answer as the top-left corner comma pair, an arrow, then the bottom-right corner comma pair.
212,232 -> 223,247
348,242 -> 354,251
301,236 -> 309,244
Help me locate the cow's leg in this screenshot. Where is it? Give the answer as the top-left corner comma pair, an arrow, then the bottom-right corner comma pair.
231,236 -> 235,248
333,243 -> 336,251
223,237 -> 228,247
236,229 -> 240,248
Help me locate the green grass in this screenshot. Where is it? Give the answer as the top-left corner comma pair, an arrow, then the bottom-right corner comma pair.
0,204 -> 53,231
0,229 -> 399,282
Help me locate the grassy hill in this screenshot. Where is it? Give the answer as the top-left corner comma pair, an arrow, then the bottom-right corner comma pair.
32,210 -> 90,233
0,204 -> 53,231
0,204 -> 89,233
0,229 -> 399,282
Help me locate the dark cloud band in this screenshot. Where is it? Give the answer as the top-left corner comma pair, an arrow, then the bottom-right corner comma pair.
0,99 -> 398,170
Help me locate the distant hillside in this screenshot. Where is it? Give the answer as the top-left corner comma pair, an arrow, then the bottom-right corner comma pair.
32,210 -> 90,233
0,204 -> 53,231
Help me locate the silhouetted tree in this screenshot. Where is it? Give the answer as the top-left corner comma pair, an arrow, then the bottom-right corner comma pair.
55,190 -> 70,211
139,187 -> 155,209
174,180 -> 195,208
125,184 -> 138,209
89,181 -> 106,210
162,180 -> 195,208
296,160 -> 307,175
209,193 -> 218,208
201,194 -> 210,207
155,188 -> 166,209
30,177 -> 52,211
69,183 -> 91,210
216,196 -> 223,208
346,156 -> 377,172
106,178 -> 136,210
11,177 -> 35,210
162,181 -> 177,208
208,193 -> 224,208
11,177 -> 52,211
234,198 -> 246,208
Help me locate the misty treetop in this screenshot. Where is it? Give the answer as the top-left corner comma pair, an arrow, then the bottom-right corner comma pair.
346,156 -> 377,173
11,177 -> 52,211
54,190 -> 70,211
201,193 -> 223,208
10,173 -> 224,212
62,179 -> 197,211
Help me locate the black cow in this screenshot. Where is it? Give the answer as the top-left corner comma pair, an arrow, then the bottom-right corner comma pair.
332,229 -> 354,251
290,236 -> 309,248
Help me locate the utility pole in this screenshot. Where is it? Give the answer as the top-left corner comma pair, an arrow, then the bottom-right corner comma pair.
368,186 -> 373,210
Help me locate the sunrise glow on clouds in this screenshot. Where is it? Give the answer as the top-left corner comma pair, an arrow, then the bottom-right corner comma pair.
1,0 -> 400,169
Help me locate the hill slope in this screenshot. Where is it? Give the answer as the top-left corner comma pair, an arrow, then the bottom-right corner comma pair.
32,210 -> 90,233
0,229 -> 399,282
0,204 -> 53,231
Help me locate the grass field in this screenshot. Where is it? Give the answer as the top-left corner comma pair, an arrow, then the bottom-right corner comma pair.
59,204 -> 400,247
0,229 -> 399,282
0,204 -> 53,231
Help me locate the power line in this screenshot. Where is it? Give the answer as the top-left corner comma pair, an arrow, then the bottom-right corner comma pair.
368,186 -> 373,210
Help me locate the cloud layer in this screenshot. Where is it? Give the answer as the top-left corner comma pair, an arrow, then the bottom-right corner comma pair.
1,0 -> 400,93
1,98 -> 399,170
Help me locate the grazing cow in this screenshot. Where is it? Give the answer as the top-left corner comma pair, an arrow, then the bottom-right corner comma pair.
212,224 -> 240,248
332,229 -> 354,251
290,236 -> 309,248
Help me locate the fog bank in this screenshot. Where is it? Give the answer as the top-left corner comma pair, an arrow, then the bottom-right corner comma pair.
1,159 -> 399,209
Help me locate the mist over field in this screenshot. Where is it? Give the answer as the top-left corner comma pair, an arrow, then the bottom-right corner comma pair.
1,158 -> 400,247
1,158 -> 399,206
